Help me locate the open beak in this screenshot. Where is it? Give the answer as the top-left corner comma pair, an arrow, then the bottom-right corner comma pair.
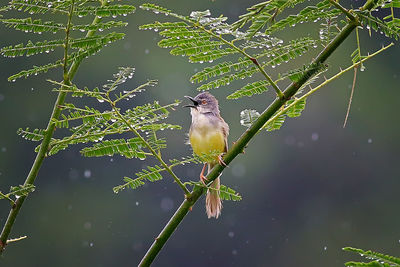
183,96 -> 199,109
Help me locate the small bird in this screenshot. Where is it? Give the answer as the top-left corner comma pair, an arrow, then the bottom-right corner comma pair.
184,92 -> 229,219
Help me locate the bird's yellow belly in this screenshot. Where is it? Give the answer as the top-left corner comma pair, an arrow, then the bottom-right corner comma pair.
190,129 -> 225,162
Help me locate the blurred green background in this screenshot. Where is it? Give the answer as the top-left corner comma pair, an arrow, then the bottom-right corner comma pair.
1,0 -> 399,266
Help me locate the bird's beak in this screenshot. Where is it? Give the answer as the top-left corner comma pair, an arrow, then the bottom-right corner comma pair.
183,96 -> 198,109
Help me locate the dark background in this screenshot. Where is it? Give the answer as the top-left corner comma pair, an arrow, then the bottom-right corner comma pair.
1,0 -> 399,266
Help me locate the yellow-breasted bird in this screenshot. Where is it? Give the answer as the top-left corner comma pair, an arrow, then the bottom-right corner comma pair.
184,92 -> 229,219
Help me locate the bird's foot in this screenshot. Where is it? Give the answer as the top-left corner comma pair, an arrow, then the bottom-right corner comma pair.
218,154 -> 227,167
199,163 -> 207,185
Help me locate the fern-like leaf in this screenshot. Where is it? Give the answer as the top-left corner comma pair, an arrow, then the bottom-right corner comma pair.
74,4 -> 136,17
286,98 -> 307,117
1,39 -> 64,57
7,0 -> 70,14
219,185 -> 242,201
240,109 -> 260,128
233,0 -> 308,37
356,10 -> 400,40
72,21 -> 128,32
344,247 -> 400,266
70,32 -> 125,49
228,81 -> 270,99
80,138 -> 153,159
264,0 -> 341,35
8,61 -> 63,81
17,127 -> 46,141
264,113 -> 286,131
1,18 -> 65,34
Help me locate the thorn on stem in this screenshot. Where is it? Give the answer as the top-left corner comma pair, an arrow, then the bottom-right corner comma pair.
250,57 -> 259,66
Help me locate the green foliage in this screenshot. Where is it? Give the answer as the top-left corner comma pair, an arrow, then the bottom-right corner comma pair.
1,18 -> 65,33
8,61 -> 63,81
263,0 -> 341,35
319,17 -> 340,46
114,155 -> 204,193
261,97 -> 307,131
0,184 -> 36,204
1,39 -> 64,57
344,247 -> 400,267
240,109 -> 260,128
141,3 -> 321,93
1,0 -> 135,81
219,185 -> 242,201
356,10 -> 400,40
41,67 -> 181,158
231,0 -> 307,34
17,127 -> 46,142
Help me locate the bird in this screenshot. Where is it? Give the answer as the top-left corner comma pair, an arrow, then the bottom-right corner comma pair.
184,92 -> 229,219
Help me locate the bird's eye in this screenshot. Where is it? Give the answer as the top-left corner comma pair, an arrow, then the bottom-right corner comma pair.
201,100 -> 207,105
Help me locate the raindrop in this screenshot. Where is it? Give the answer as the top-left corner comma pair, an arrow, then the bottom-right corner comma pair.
228,231 -> 234,238
84,169 -> 92,178
324,246 -> 328,251
160,197 -> 174,212
84,222 -> 92,230
1,147 -> 6,152
368,138 -> 372,144
97,98 -> 104,103
135,201 -> 139,206
231,163 -> 246,177
311,133 -> 319,141
145,49 -> 149,54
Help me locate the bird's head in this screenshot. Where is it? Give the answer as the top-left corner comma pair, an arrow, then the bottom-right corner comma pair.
184,92 -> 220,116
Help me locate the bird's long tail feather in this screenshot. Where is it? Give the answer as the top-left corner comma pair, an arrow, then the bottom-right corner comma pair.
206,163 -> 222,219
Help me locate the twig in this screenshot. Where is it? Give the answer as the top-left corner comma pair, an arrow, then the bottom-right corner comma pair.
111,102 -> 190,196
138,0 -> 380,263
0,0 -> 109,254
343,66 -> 357,128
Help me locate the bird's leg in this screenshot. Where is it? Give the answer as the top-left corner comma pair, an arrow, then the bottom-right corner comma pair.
218,154 -> 227,167
200,163 -> 207,185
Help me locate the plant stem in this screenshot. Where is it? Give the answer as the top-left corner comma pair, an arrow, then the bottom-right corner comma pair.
329,0 -> 356,21
112,104 -> 190,196
139,9 -> 371,265
201,27 -> 284,98
0,1 -> 108,253
266,43 -> 393,129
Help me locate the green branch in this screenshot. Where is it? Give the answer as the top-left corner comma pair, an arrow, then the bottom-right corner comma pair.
198,25 -> 284,98
138,1 -> 379,265
111,102 -> 190,196
0,0 -> 109,253
266,43 -> 393,129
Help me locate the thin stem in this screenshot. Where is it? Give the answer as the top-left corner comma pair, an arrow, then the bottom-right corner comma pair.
200,26 -> 284,98
111,103 -> 190,196
0,192 -> 15,206
266,43 -> 393,128
249,57 -> 285,99
63,1 -> 74,81
0,0 -> 109,253
139,9 -> 376,264
329,0 -> 356,22
343,66 -> 357,128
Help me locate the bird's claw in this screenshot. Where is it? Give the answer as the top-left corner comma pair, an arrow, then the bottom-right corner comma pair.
218,154 -> 227,167
199,163 -> 207,185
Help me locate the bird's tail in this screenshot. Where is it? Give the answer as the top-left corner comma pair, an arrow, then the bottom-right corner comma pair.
206,163 -> 222,219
